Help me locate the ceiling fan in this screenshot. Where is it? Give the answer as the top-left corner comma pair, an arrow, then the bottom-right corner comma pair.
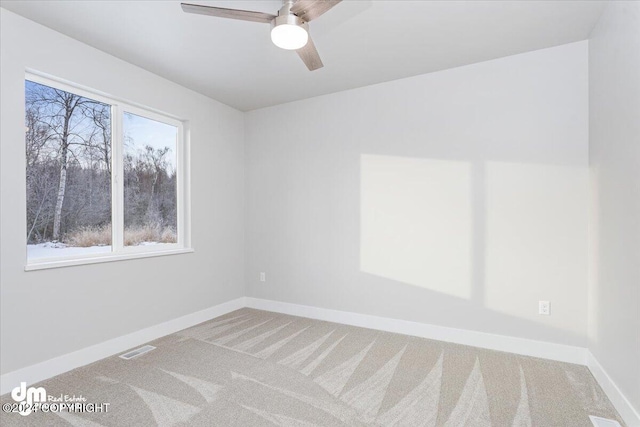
181,0 -> 342,71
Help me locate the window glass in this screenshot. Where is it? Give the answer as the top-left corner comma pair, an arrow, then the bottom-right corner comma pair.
26,80 -> 112,260
123,112 -> 178,247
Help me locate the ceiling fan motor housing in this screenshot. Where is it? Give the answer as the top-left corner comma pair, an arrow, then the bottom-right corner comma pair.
272,12 -> 305,28
272,1 -> 307,29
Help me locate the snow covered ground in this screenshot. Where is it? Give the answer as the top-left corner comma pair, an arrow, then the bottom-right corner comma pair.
27,241 -> 165,259
27,242 -> 112,259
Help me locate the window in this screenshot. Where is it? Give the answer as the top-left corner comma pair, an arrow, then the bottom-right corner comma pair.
123,112 -> 178,247
25,74 -> 190,269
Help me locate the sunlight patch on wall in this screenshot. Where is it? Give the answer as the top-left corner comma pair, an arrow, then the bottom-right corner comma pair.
360,154 -> 472,299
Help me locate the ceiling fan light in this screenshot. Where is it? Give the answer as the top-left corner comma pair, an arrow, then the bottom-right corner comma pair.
271,23 -> 308,50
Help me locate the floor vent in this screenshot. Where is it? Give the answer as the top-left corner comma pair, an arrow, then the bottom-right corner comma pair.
119,345 -> 156,360
589,416 -> 622,427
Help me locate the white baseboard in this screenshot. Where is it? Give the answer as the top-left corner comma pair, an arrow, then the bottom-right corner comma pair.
244,297 -> 587,365
587,351 -> 640,427
0,297 -> 245,395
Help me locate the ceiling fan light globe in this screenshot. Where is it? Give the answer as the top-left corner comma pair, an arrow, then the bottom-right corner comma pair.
271,24 -> 308,50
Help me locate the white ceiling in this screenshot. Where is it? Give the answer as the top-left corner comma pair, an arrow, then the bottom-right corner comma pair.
1,0 -> 605,111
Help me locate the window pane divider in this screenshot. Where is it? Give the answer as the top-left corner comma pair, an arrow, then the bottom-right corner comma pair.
111,104 -> 124,253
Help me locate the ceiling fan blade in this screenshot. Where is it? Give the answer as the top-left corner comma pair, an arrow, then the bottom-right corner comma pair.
291,0 -> 342,22
181,3 -> 276,24
297,35 -> 323,71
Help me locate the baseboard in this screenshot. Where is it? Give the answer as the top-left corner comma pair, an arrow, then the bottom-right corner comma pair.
0,297 -> 246,395
587,351 -> 640,427
244,297 -> 587,365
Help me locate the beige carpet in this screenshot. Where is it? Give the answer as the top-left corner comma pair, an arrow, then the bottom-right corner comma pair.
1,308 -> 625,426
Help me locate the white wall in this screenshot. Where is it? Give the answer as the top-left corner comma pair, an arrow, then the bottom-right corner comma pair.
588,0 -> 640,414
245,41 -> 590,347
4,3 -> 639,416
0,9 -> 245,374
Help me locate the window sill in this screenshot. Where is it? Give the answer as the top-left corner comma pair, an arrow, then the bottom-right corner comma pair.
24,248 -> 194,271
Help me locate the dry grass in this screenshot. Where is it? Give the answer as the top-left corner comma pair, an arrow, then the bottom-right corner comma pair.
65,225 -> 112,247
65,224 -> 176,247
160,227 -> 176,243
124,225 -> 177,246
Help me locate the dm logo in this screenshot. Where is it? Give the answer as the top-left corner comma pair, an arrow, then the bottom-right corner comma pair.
11,382 -> 46,416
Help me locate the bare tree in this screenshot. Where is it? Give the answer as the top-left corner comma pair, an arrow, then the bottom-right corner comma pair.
26,83 -> 103,240
142,145 -> 170,207
26,101 -> 55,242
25,108 -> 52,168
84,103 -> 111,176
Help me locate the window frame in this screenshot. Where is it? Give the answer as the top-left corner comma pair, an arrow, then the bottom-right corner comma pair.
24,71 -> 192,271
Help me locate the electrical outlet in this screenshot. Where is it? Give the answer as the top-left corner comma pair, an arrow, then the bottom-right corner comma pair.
260,272 -> 266,282
539,301 -> 550,315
